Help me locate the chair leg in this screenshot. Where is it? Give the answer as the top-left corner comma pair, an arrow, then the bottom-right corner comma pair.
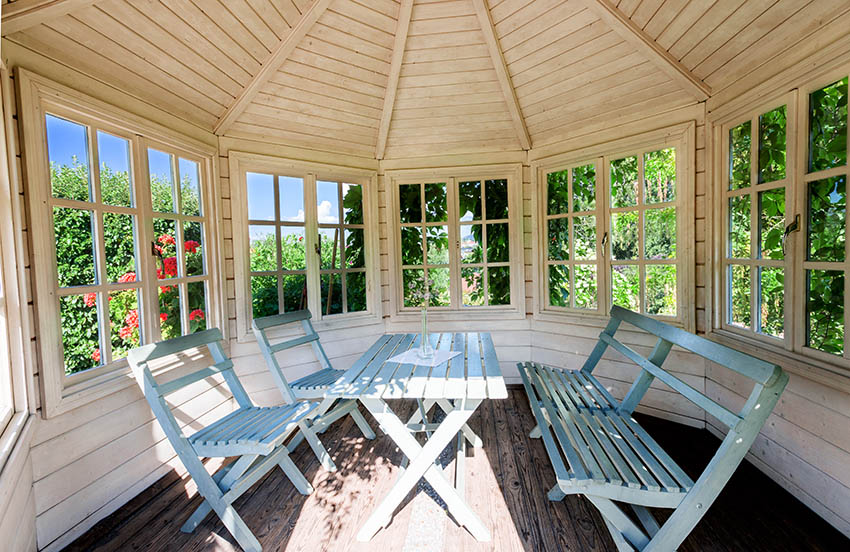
547,484 -> 566,501
586,496 -> 649,550
209,498 -> 263,552
297,419 -> 337,472
181,454 -> 257,533
350,406 -> 376,439
277,450 -> 314,495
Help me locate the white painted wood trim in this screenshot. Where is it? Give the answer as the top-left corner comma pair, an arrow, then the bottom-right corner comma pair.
375,0 -> 412,161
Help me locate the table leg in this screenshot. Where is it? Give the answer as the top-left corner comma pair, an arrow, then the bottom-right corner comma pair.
434,399 -> 483,447
358,397 -> 490,543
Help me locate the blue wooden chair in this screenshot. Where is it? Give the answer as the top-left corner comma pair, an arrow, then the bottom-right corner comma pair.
252,310 -> 376,451
128,328 -> 335,552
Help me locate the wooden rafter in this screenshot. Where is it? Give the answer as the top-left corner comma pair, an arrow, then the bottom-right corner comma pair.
213,0 -> 333,136
1,0 -> 98,35
472,0 -> 531,150
578,0 -> 711,101
375,0 -> 413,160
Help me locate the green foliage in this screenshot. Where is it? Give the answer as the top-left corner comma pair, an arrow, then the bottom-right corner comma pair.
759,188 -> 784,260
729,196 -> 751,258
807,177 -> 846,262
572,165 -> 595,212
611,212 -> 638,260
809,77 -> 848,173
644,148 -> 676,203
759,267 -> 784,338
612,265 -> 639,311
730,265 -> 751,328
645,265 -> 676,316
644,207 -> 677,260
611,156 -> 638,207
759,106 -> 787,183
807,270 -> 844,355
729,121 -> 751,190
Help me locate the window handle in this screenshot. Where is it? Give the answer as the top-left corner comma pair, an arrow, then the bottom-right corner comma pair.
601,232 -> 609,247
782,214 -> 800,255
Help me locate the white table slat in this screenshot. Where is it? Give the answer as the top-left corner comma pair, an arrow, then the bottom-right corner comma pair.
404,333 -> 440,399
444,333 -> 467,399
465,333 -> 487,399
328,334 -> 393,395
481,333 -> 508,399
381,334 -> 421,399
342,334 -> 405,397
424,333 -> 454,399
364,334 -> 416,397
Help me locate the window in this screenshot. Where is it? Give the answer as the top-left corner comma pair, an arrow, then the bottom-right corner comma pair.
0,196 -> 14,433
388,165 -> 524,316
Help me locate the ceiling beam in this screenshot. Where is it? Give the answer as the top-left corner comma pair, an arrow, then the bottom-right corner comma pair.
375,0 -> 413,160
213,0 -> 333,136
1,0 -> 97,35
579,0 -> 711,101
472,0 -> 530,150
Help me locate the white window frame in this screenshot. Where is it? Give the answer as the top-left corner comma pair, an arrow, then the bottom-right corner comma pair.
229,151 -> 381,341
385,164 -> 525,321
532,123 -> 695,330
18,69 -> 223,418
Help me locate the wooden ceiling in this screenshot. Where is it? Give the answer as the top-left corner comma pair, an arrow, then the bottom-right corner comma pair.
3,0 -> 849,159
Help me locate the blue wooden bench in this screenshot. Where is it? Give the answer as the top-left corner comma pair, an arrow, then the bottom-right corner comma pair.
519,306 -> 788,551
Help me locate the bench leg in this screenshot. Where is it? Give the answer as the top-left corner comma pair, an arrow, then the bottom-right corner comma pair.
297,419 -> 337,472
602,515 -> 637,552
587,496 -> 649,551
278,451 -> 314,495
529,404 -> 551,439
350,406 -> 376,439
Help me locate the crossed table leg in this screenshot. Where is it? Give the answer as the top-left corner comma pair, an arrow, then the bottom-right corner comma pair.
357,397 -> 490,542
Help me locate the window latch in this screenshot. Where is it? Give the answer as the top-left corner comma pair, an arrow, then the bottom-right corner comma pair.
601,232 -> 609,247
782,214 -> 800,255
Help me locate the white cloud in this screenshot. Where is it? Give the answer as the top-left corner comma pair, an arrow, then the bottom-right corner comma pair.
317,200 -> 339,224
283,209 -> 305,222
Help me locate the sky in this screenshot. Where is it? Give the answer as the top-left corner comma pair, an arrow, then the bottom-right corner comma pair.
246,172 -> 346,225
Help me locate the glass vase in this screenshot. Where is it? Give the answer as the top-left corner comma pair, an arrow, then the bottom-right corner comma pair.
418,306 -> 434,360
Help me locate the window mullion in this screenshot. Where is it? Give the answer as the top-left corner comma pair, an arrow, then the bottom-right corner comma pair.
304,173 -> 321,318
134,136 -> 159,343
447,177 -> 460,309
637,150 -> 646,314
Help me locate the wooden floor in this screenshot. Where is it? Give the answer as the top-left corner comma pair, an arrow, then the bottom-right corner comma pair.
67,389 -> 848,552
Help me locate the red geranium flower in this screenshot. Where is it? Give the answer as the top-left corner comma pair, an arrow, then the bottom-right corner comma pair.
158,234 -> 176,245
119,325 -> 134,340
118,272 -> 136,283
124,309 -> 139,329
160,313 -> 168,322
84,292 -> 97,307
184,240 -> 200,254
154,244 -> 164,255
92,348 -> 101,363
163,257 -> 178,277
159,285 -> 173,293
189,309 -> 204,321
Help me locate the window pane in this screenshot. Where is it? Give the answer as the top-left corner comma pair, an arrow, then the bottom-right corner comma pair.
645,207 -> 677,259
644,148 -> 676,204
184,221 -> 204,276
153,218 -> 178,279
60,293 -> 101,375
758,106 -> 787,183
249,226 -> 276,271
459,180 -> 481,221
612,265 -> 639,311
283,274 -> 306,312
247,172 -> 275,221
345,228 -> 365,268
729,121 -> 751,190
547,169 -> 569,215
488,266 -> 510,305
611,212 -> 638,260
486,223 -> 509,263
809,77 -> 848,173
179,158 -> 201,216
460,224 -> 482,263
319,228 -> 341,269
611,156 -> 638,208
462,267 -> 483,306
549,265 -> 569,307
646,265 -> 676,316
346,272 -> 367,313
148,148 -> 175,212
427,226 -> 449,264
342,183 -> 363,224
159,285 -> 180,340
98,131 -> 132,207
730,264 -> 751,328
759,188 -> 785,260
424,183 -> 447,222
403,269 -> 425,307
110,289 -> 139,361
759,267 -> 784,338
104,212 -> 136,283
186,281 -> 206,333
399,184 -> 422,223
317,180 -> 340,224
46,114 -> 91,202
573,216 -> 595,260
574,265 -> 597,310
54,207 -> 96,287
485,179 -> 508,219
428,268 -> 450,306
281,227 -> 306,270
322,273 -> 343,315
252,275 -> 278,319
401,227 -> 423,265
808,176 -> 846,261
548,218 -> 569,261
280,176 -> 305,222
572,164 -> 595,212
807,269 -> 844,355
729,196 -> 751,259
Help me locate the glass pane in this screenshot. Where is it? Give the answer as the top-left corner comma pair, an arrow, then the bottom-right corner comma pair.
104,212 -> 136,283
153,218 -> 179,279
758,106 -> 787,183
60,293 -> 100,375
460,224 -> 482,263
729,196 -> 751,259
646,265 -> 677,316
159,285 -> 180,340
611,211 -> 638,260
246,172 -> 275,221
547,169 -> 569,215
485,179 -> 508,219
249,225 -> 276,272
179,158 -> 201,216
280,176 -> 305,222
186,282 -> 206,333
54,207 -> 96,287
346,272 -> 367,313
424,183 -> 448,222
319,228 -> 342,269
486,223 -> 509,263
809,77 -> 848,173
572,164 -> 595,212
730,264 -> 751,328
317,180 -> 340,224
251,275 -> 278,319
399,184 -> 422,223
574,264 -> 597,310
148,148 -> 175,213
281,227 -> 306,270
342,183 -> 363,225
808,176 -> 846,261
611,156 -> 638,208
459,180 -> 481,221
462,267 -> 483,306
612,265 -> 639,311
549,265 -> 569,307
282,274 -> 306,312
729,120 -> 751,190
46,114 -> 91,202
401,227 -> 423,265
110,288 -> 139,361
426,226 -> 449,265
184,221 -> 204,276
428,268 -> 450,306
403,268 -> 425,307
345,228 -> 365,268
97,131 -> 132,207
573,216 -> 595,260
321,273 -> 343,315
807,269 -> 844,355
548,218 -> 569,261
759,267 -> 784,338
644,148 -> 676,204
488,266 -> 510,305
645,207 -> 677,260
759,188 -> 785,260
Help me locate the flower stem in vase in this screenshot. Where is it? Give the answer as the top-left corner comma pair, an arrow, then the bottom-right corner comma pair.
418,306 -> 434,360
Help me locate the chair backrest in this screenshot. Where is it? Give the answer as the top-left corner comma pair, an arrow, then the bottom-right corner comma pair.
252,310 -> 332,404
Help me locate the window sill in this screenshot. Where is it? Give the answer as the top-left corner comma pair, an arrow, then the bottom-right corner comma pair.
0,412 -> 34,477
234,310 -> 384,345
44,363 -> 138,418
533,309 -> 687,330
388,306 -> 528,325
